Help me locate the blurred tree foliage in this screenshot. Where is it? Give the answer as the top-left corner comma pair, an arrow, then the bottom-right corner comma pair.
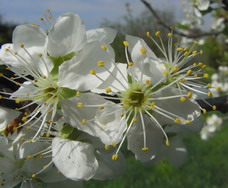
100,3 -> 175,63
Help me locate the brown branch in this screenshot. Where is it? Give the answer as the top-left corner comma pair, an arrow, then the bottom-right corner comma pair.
140,0 -> 222,39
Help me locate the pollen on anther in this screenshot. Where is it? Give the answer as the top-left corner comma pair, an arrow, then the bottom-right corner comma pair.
177,47 -> 183,51
31,174 -> 36,178
146,32 -> 150,37
165,140 -> 170,146
216,86 -> 221,91
105,145 -> 110,150
81,119 -> 86,125
212,105 -> 216,111
174,118 -> 181,124
180,97 -> 186,102
38,53 -> 42,57
140,48 -> 147,54
99,106 -> 105,110
185,120 -> 191,124
173,66 -> 179,72
128,62 -> 134,66
207,91 -> 212,97
77,102 -> 83,108
204,73 -> 209,78
112,154 -> 118,160
202,109 -> 207,114
111,142 -> 117,147
105,88 -> 112,93
187,92 -> 192,98
101,45 -> 107,50
167,33 -> 173,37
89,70 -> 96,75
97,61 -> 104,67
141,147 -> 149,151
155,31 -> 160,37
123,41 -> 129,46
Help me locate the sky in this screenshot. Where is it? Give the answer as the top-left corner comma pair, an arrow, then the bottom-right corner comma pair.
0,0 -> 183,29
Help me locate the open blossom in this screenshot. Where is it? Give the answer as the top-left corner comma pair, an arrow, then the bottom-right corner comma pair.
85,37 -> 202,161
0,12 -> 116,138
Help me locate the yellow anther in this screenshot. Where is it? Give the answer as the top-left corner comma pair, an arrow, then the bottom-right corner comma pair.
89,70 -> 96,75
165,140 -> 170,146
212,105 -> 216,111
43,13 -> 47,17
42,75 -> 46,79
15,98 -> 21,103
120,113 -> 125,117
48,120 -> 53,123
123,41 -> 129,46
77,102 -> 83,108
163,71 -> 169,76
200,50 -> 203,55
187,92 -> 192,98
173,66 -> 179,72
14,51 -> 18,55
0,73 -> 3,76
20,44 -> 24,48
38,154 -> 43,158
204,73 -> 209,78
141,147 -> 149,151
140,48 -> 147,54
177,47 -> 183,51
167,33 -> 173,37
28,141 -> 33,144
207,91 -> 212,97
0,95 -> 2,99
57,170 -> 61,174
42,165 -> 47,169
20,138 -> 25,142
187,69 -> 192,75
194,74 -> 198,78
47,109 -> 52,113
111,142 -> 117,147
184,51 -> 189,56
133,118 -> 137,122
13,127 -> 17,131
38,53 -> 42,57
149,102 -> 156,109
101,45 -> 107,50
27,155 -> 32,159
216,86 -> 221,91
198,62 -> 203,67
193,63 -> 197,66
202,109 -> 207,114
46,134 -> 50,137
128,62 -> 134,66
76,91 -> 80,97
104,145 -> 110,150
15,108 -> 19,111
97,61 -> 104,67
193,40 -> 199,45
192,50 -> 197,56
26,126 -> 31,130
105,88 -> 112,93
145,80 -> 150,85
146,31 -> 150,37
46,8 -> 51,12
40,17 -> 44,21
5,48 -> 9,52
81,119 -> 86,125
207,83 -> 211,88
155,31 -> 160,37
10,77 -> 14,80
185,120 -> 191,124
180,97 -> 186,102
202,64 -> 206,68
22,116 -> 28,122
99,106 -> 105,110
31,174 -> 36,178
173,118 -> 181,124
48,16 -> 52,20
112,154 -> 118,160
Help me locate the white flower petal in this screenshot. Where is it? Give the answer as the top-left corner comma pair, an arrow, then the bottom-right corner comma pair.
86,27 -> 117,44
58,41 -> 115,91
52,137 -> 98,181
48,13 -> 86,57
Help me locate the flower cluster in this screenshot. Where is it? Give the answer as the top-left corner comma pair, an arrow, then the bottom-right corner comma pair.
0,10 -> 213,187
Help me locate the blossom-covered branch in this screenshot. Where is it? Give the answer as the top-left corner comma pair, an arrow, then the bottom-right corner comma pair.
140,0 -> 222,38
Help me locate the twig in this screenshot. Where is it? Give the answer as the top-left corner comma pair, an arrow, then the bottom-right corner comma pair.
140,0 -> 222,39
